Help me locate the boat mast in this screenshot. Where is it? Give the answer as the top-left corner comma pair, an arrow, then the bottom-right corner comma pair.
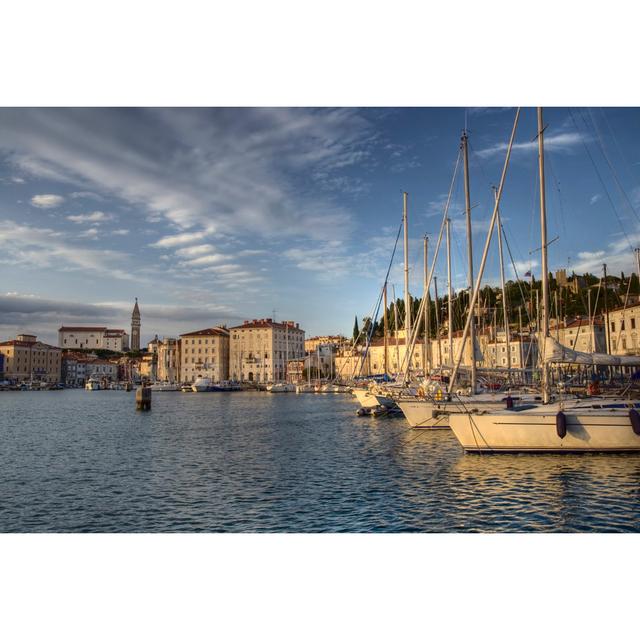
537,106 -> 551,403
446,217 -> 454,366
403,192 -> 411,348
587,287 -> 593,353
392,284 -> 400,375
383,282 -> 389,377
517,306 -> 524,381
447,108 -> 521,393
434,276 -> 443,368
423,235 -> 430,375
494,186 -> 510,381
461,131 -> 476,393
603,263 -> 611,355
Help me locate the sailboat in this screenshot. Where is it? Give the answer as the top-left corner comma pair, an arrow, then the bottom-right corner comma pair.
448,107 -> 640,452
398,122 -> 538,427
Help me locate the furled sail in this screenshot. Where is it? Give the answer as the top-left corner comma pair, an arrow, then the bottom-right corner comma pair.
543,336 -> 640,366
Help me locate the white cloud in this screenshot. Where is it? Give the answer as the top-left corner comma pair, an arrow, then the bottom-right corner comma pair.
476,132 -> 584,159
113,229 -> 130,236
150,230 -> 213,248
181,254 -> 227,267
66,211 -> 113,224
1,108 -> 373,241
30,193 -> 64,208
0,220 -> 135,281
589,194 -> 602,205
174,244 -> 215,257
69,191 -> 104,200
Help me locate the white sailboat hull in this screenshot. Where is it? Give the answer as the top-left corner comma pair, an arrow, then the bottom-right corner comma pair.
397,397 -> 517,429
352,388 -> 396,409
449,406 -> 640,452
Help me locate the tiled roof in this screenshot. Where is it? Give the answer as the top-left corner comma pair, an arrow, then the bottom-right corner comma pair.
230,319 -> 302,331
180,327 -> 230,337
0,340 -> 60,350
59,326 -> 107,332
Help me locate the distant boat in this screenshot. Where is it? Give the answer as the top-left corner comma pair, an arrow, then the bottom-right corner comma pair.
267,382 -> 295,393
191,377 -> 213,392
210,380 -> 242,391
149,382 -> 180,391
191,378 -> 242,392
180,383 -> 193,392
295,383 -> 315,393
85,377 -> 101,391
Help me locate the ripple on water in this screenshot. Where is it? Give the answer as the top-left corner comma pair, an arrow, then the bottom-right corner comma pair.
1,390 -> 640,532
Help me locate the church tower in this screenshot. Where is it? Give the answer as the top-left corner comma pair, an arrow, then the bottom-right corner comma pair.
131,297 -> 141,351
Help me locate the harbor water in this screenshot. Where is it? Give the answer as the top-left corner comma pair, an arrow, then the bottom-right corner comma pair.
1,390 -> 640,532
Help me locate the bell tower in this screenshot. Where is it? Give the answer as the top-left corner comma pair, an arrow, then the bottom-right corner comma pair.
131,297 -> 141,351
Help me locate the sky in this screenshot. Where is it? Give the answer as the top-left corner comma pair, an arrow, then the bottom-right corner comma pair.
1,106 -> 639,346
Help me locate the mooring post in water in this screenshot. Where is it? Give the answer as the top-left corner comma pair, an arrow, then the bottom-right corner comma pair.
136,385 -> 152,411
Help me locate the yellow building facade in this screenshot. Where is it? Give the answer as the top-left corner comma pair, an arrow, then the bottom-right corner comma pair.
229,319 -> 305,382
179,327 -> 229,383
0,334 -> 62,383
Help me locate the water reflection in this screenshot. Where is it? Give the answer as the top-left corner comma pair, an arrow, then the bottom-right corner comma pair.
1,390 -> 639,532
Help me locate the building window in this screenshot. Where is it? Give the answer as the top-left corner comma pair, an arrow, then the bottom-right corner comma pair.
622,320 -> 626,331
611,322 -> 615,333
632,318 -> 636,330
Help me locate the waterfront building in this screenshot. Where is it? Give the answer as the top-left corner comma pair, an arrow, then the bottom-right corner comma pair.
550,317 -> 606,354
303,343 -> 337,379
606,304 -> 640,355
287,359 -> 305,384
147,335 -> 160,354
58,326 -> 129,351
131,298 -> 141,352
157,337 -> 181,383
85,359 -> 119,382
114,354 -> 142,383
333,329 -> 540,380
0,334 -> 62,383
479,334 -> 538,370
229,318 -> 305,383
304,335 -> 346,353
179,326 -> 230,383
139,352 -> 157,381
334,330 -> 428,380
62,353 -> 89,386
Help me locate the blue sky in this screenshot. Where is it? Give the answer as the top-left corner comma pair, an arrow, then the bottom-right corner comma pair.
1,107 -> 639,345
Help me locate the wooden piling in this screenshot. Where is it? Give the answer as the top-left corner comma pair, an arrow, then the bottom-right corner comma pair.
136,385 -> 152,410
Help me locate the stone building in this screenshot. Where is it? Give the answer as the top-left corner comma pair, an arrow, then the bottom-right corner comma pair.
550,317 -> 606,354
229,318 -> 305,383
58,326 -> 129,351
606,304 -> 640,355
0,334 -> 62,383
333,329 -> 538,380
179,327 -> 230,383
86,359 -> 119,382
157,337 -> 181,383
131,298 -> 141,351
304,335 -> 346,353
